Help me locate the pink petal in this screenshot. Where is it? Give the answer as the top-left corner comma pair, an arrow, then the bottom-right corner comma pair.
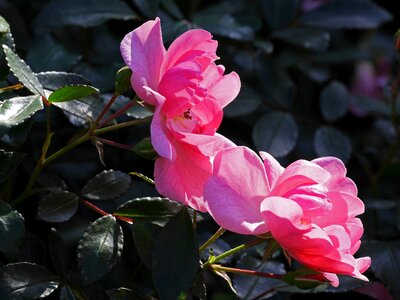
204,146 -> 270,234
312,156 -> 358,195
154,141 -> 211,212
180,132 -> 235,157
321,272 -> 340,287
189,96 -> 223,135
120,18 -> 166,105
208,71 -> 241,108
151,106 -> 175,161
259,151 -> 284,190
161,29 -> 218,75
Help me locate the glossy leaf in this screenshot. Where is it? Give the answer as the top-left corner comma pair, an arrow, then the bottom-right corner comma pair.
320,81 -> 350,122
260,0 -> 300,30
0,201 -> 25,254
314,127 -> 351,163
132,221 -> 162,268
114,66 -> 132,94
134,137 -> 158,160
115,197 -> 181,219
37,191 -> 79,223
273,28 -> 330,52
2,45 -> 45,96
0,150 -> 25,183
81,170 -> 131,200
106,287 -> 149,300
131,0 -> 160,18
77,215 -> 124,284
299,0 -> 392,29
0,16 -> 10,33
26,35 -> 81,72
224,84 -> 261,118
0,262 -> 59,300
152,208 -> 199,300
1,118 -> 33,147
36,0 -> 137,27
37,71 -> 91,91
253,112 -> 298,157
0,95 -> 42,136
48,228 -> 68,278
48,84 -> 99,103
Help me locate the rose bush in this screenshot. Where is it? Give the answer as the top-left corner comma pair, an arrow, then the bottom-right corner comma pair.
204,146 -> 371,286
120,18 -> 240,211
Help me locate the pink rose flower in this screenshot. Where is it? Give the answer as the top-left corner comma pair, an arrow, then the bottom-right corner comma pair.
204,146 -> 370,286
120,18 -> 240,211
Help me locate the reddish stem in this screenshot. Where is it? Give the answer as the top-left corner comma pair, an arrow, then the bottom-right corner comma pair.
95,137 -> 134,151
81,198 -> 134,224
211,264 -> 282,280
99,99 -> 137,128
94,93 -> 119,126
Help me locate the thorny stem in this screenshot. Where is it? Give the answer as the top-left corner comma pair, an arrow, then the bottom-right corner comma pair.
199,227 -> 226,252
81,198 -> 134,224
204,238 -> 265,267
210,264 -> 282,280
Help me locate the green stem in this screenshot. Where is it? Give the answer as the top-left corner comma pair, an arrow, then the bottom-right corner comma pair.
204,238 -> 265,267
199,227 -> 226,252
93,117 -> 151,135
210,264 -> 282,280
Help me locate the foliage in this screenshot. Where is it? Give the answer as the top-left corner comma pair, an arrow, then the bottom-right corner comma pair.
0,0 -> 399,299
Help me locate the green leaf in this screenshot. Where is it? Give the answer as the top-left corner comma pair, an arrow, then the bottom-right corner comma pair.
132,220 -> 162,268
48,84 -> 99,103
77,215 -> 124,284
115,66 -> 132,94
314,127 -> 351,163
0,16 -> 10,33
253,112 -> 298,157
81,170 -> 131,200
257,57 -> 295,108
134,137 -> 158,160
106,287 -> 149,300
26,35 -> 81,72
319,81 -> 350,122
1,118 -> 33,147
0,150 -> 25,183
0,95 -> 43,136
152,208 -> 199,300
0,262 -> 59,300
273,28 -> 330,52
48,228 -> 68,278
115,197 -> 182,219
299,0 -> 392,29
282,268 -> 326,290
36,0 -> 137,27
60,285 -> 77,300
224,84 -> 261,118
0,201 -> 25,255
37,191 -> 79,223
160,0 -> 184,19
259,0 -> 300,30
233,254 -> 285,299
2,45 -> 45,96
131,0 -> 160,18
37,71 -> 91,90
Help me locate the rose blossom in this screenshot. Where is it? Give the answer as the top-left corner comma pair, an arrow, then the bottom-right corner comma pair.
120,18 -> 240,211
204,146 -> 370,286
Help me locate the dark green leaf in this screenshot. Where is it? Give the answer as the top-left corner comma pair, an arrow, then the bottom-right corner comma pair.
110,95 -> 153,119
0,95 -> 43,136
131,0 -> 160,18
320,81 -> 350,122
349,95 -> 390,116
115,197 -> 182,219
259,0 -> 300,30
188,271 -> 207,300
160,0 -> 184,19
258,57 -> 295,108
36,0 -> 137,27
224,84 -> 261,118
60,285 -> 76,300
299,0 -> 392,29
1,118 -> 33,147
37,191 -> 79,223
134,137 -> 158,160
0,150 -> 25,183
132,220 -> 162,268
26,35 -> 81,72
115,66 -> 132,94
48,84 -> 99,103
2,45 -> 45,96
0,16 -> 10,33
77,215 -> 124,284
106,287 -> 149,300
0,262 -> 59,300
273,28 -> 330,52
37,71 -> 91,91
0,201 -> 25,254
314,127 -> 351,163
253,112 -> 298,157
282,268 -> 326,290
233,254 -> 285,299
49,228 -> 68,278
152,208 -> 199,300
81,170 -> 131,200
